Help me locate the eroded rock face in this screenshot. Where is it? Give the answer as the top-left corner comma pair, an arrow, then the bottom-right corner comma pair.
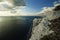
54,5 -> 60,11
41,17 -> 60,40
29,18 -> 54,40
29,4 -> 60,40
33,18 -> 42,27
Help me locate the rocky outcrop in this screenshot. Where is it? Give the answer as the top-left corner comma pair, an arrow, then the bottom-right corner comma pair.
29,18 -> 54,40
41,17 -> 60,40
29,2 -> 60,40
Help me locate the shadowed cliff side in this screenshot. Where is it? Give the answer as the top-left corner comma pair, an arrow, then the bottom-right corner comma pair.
41,17 -> 60,40
29,1 -> 60,40
41,3 -> 60,40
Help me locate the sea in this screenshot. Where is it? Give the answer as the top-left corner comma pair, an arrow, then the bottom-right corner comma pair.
0,16 -> 42,40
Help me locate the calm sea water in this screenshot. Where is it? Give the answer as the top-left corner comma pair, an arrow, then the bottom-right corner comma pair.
0,16 -> 41,40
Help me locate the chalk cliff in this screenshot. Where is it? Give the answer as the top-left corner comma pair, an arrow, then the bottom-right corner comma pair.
29,2 -> 60,40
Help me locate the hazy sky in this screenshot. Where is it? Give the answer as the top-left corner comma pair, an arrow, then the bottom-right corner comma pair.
24,0 -> 58,13
0,0 -> 59,16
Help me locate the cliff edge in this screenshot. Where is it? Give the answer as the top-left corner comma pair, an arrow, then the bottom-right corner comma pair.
29,2 -> 60,40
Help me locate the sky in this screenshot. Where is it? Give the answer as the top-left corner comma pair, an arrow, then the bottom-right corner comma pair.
23,0 -> 58,13
0,0 -> 59,16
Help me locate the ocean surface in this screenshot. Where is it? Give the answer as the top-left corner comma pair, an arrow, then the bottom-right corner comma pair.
0,16 -> 41,40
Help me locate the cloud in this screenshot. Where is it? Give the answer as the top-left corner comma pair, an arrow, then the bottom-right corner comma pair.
13,0 -> 26,6
0,0 -> 27,16
34,1 -> 60,16
0,0 -> 60,16
0,0 -> 26,10
0,0 -> 26,6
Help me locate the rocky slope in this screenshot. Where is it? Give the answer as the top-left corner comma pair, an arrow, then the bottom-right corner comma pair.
40,17 -> 60,40
29,2 -> 60,40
